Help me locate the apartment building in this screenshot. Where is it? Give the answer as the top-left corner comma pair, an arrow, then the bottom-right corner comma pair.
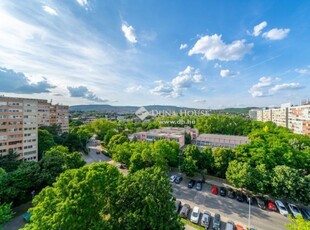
133,127 -> 199,147
0,96 -> 69,161
0,97 -> 38,161
250,102 -> 310,136
37,100 -> 69,134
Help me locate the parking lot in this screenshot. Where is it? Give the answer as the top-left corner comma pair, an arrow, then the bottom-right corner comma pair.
171,174 -> 290,230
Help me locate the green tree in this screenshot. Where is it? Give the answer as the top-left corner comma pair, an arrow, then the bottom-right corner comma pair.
22,163 -> 122,230
112,142 -> 132,166
226,160 -> 252,189
212,148 -> 234,178
181,156 -> 197,177
271,166 -> 302,201
115,167 -> 184,230
285,214 -> 310,230
38,129 -> 56,160
40,146 -> 85,185
108,133 -> 129,150
0,151 -> 21,173
104,130 -> 117,146
0,203 -> 14,229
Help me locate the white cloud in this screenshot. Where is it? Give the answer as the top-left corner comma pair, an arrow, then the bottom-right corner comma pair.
179,43 -> 188,50
121,23 -> 137,43
42,6 -> 58,16
125,85 -> 143,93
220,69 -> 239,77
269,83 -> 302,95
188,34 -> 253,61
248,77 -> 273,97
250,21 -> 267,36
214,63 -> 222,68
249,77 -> 303,97
150,66 -> 204,98
295,68 -> 310,75
262,28 -> 290,40
76,0 -> 88,8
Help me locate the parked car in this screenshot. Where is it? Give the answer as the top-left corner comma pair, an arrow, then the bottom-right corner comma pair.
227,188 -> 236,199
220,187 -> 227,196
180,203 -> 190,218
267,200 -> 277,212
170,175 -> 177,183
188,179 -> 196,188
174,176 -> 183,184
212,213 -> 221,230
96,150 -> 100,154
288,203 -> 302,218
190,206 -> 200,224
225,220 -> 234,230
236,192 -> 244,202
275,200 -> 289,216
235,223 -> 244,230
175,200 -> 181,213
300,207 -> 310,220
196,180 -> 203,191
254,197 -> 266,210
201,211 -> 211,228
211,185 -> 218,195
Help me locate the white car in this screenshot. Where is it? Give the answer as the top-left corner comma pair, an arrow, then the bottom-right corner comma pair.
275,200 -> 289,216
190,206 -> 200,224
169,175 -> 177,183
288,203 -> 301,218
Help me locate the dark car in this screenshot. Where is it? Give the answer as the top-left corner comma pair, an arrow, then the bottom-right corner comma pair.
236,192 -> 244,202
212,213 -> 221,230
227,188 -> 236,199
196,180 -> 203,191
188,179 -> 196,188
180,203 -> 190,218
255,197 -> 266,210
175,176 -> 183,184
175,200 -> 181,213
220,187 -> 227,197
300,207 -> 310,220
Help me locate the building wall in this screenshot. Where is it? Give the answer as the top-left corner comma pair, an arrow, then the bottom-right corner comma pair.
196,134 -> 249,148
0,97 -> 38,161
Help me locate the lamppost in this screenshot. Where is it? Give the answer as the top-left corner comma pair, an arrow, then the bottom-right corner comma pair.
248,197 -> 251,229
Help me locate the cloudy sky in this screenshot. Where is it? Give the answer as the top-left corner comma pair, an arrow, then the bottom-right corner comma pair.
0,0 -> 309,108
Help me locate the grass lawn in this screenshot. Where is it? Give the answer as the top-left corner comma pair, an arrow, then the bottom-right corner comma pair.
181,218 -> 205,230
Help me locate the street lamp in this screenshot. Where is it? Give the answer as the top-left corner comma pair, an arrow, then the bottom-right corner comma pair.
248,197 -> 251,229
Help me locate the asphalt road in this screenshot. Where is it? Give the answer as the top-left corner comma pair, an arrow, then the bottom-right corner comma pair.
172,177 -> 289,230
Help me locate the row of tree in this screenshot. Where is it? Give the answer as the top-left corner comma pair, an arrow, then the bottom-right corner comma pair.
21,163 -> 183,230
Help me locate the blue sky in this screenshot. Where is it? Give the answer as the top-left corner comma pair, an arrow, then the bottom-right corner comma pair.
0,0 -> 309,108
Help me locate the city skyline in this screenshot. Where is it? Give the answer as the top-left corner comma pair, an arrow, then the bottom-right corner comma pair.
0,0 -> 310,108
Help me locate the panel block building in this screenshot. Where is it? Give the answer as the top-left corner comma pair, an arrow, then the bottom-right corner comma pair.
0,96 -> 69,161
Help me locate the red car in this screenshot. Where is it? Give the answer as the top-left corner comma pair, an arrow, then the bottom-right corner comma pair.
211,185 -> 219,195
236,224 -> 244,230
267,201 -> 277,211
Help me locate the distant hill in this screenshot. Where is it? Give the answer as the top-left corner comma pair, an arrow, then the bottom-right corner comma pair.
69,104 -> 204,113
212,107 -> 259,115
